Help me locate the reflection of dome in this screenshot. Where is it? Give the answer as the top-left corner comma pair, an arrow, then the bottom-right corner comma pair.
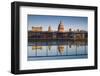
58,21 -> 64,32
58,45 -> 64,54
48,45 -> 51,51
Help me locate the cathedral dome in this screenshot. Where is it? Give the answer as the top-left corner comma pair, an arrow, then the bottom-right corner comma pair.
58,21 -> 64,32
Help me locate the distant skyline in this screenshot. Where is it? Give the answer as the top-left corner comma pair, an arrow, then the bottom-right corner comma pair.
28,15 -> 88,31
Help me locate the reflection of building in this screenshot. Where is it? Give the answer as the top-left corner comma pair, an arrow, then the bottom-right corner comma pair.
58,45 -> 64,54
32,46 -> 42,50
32,26 -> 42,32
29,41 -> 87,58
58,21 -> 64,32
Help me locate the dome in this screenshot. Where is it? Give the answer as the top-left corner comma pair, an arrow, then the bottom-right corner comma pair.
58,21 -> 64,32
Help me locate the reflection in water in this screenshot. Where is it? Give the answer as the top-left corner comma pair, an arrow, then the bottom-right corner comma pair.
28,40 -> 88,61
58,45 -> 64,55
48,45 -> 51,51
32,46 -> 42,50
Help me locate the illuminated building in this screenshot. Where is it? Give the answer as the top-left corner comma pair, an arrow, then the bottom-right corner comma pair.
32,26 -> 42,32
48,26 -> 52,32
58,21 -> 64,32
28,21 -> 88,40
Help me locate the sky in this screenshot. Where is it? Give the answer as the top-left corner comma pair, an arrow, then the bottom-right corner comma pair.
28,15 -> 88,31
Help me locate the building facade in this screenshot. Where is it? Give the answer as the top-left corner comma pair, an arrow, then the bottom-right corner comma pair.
32,26 -> 42,32
28,21 -> 88,41
58,21 -> 64,32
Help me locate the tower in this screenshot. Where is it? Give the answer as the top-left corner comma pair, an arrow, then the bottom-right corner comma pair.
58,21 -> 64,32
48,26 -> 52,32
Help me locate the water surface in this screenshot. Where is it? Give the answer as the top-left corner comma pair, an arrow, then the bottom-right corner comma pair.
28,40 -> 88,61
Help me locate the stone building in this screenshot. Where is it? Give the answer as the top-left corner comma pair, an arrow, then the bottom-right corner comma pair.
48,26 -> 52,32
28,21 -> 87,40
32,26 -> 42,32
58,21 -> 64,32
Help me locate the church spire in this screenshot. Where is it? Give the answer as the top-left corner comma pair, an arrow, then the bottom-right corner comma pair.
48,26 -> 52,32
60,20 -> 63,25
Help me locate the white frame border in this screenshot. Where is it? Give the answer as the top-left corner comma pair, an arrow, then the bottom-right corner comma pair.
20,6 -> 95,70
